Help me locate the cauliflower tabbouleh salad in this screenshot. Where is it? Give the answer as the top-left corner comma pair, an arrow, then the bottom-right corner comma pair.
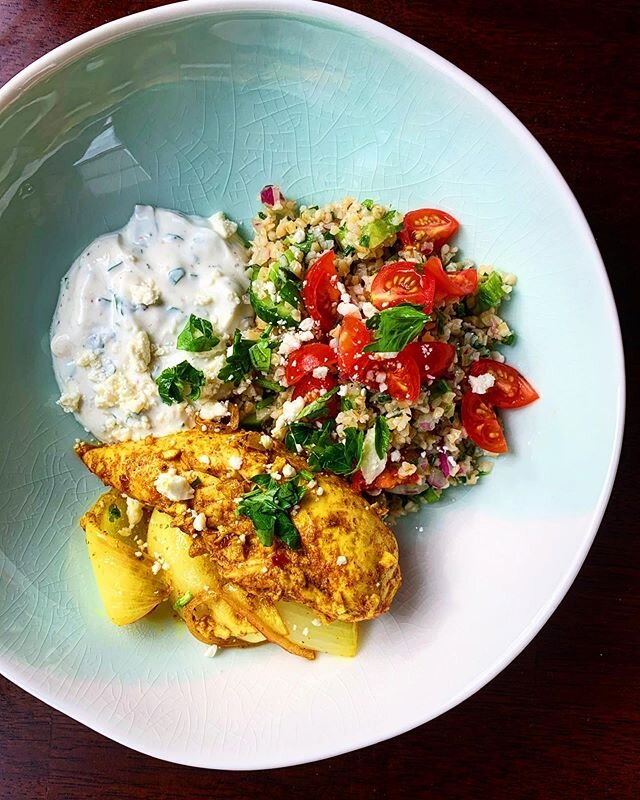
164,184 -> 537,521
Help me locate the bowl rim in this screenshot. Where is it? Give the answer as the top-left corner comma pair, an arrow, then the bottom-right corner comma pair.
0,0 -> 626,770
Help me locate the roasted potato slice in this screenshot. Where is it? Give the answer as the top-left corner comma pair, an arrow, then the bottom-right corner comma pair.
80,488 -> 147,542
147,509 -> 266,646
82,520 -> 168,626
183,590 -> 264,647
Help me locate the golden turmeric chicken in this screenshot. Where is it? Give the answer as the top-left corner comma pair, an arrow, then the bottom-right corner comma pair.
77,429 -> 401,623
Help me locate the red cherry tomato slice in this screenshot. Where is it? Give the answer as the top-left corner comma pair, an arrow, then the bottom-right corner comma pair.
352,465 -> 420,493
337,315 -> 374,380
383,349 -> 421,403
469,359 -> 539,409
291,373 -> 339,418
302,251 -> 341,333
403,341 -> 455,383
424,256 -> 478,301
284,343 -> 337,385
461,392 -> 508,453
371,262 -> 429,310
399,208 -> 459,252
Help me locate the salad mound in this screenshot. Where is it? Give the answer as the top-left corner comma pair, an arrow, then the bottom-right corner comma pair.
163,187 -> 538,520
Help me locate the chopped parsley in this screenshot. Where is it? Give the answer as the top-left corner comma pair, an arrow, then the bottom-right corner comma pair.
364,304 -> 429,353
219,327 -> 277,385
336,226 -> 356,256
295,386 -> 339,421
156,361 -> 205,405
256,377 -> 286,393
249,336 -> 276,372
236,473 -> 307,549
503,331 -> 517,346
361,199 -> 374,209
374,415 -> 391,459
177,314 -> 220,352
292,229 -> 315,255
340,395 -> 355,412
430,379 -> 451,397
107,504 -> 121,523
174,592 -> 193,610
285,422 -> 364,476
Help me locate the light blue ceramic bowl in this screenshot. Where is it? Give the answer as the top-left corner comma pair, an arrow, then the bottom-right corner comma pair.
0,0 -> 624,769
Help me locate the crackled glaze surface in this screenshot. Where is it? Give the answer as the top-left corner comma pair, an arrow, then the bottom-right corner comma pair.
0,1 -> 624,769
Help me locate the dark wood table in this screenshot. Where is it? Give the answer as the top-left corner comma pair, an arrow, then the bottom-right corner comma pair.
1,1 -> 637,797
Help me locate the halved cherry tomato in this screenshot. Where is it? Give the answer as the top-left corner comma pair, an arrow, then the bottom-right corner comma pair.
337,315 -> 374,380
384,349 -> 421,403
461,392 -> 508,453
469,359 -> 539,409
302,251 -> 341,333
371,262 -> 430,310
424,256 -> 478,303
284,343 -> 337,385
399,208 -> 459,252
403,340 -> 456,383
291,373 -> 339,417
352,464 -> 420,493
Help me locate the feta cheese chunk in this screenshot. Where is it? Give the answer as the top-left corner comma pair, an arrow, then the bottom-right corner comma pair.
469,372 -> 496,395
154,468 -> 194,501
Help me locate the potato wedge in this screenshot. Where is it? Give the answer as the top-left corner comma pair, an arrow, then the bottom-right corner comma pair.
277,601 -> 358,658
147,509 -> 266,646
222,583 -> 315,660
80,488 -> 147,542
83,520 -> 169,626
183,590 -> 264,647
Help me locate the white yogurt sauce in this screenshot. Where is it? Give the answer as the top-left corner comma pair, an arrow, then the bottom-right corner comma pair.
50,205 -> 252,442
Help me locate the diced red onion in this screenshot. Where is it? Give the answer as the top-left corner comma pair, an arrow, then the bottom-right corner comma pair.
418,419 -> 435,432
428,469 -> 447,489
260,184 -> 284,207
438,451 -> 451,478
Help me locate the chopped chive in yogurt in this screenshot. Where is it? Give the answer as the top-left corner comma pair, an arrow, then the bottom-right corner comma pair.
168,267 -> 186,285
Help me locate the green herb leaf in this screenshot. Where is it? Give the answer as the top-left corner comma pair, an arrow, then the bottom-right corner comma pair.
340,395 -> 354,412
249,338 -> 274,372
375,392 -> 392,404
177,314 -> 220,352
364,305 -> 429,353
430,379 -> 451,397
218,330 -> 253,384
296,386 -> 340,421
190,476 -> 202,488
475,271 -> 506,310
374,416 -> 391,459
174,592 -> 193,610
156,361 -> 205,404
503,331 -> 517,346
256,377 -> 285,393
107,504 -> 121,522
236,473 -> 306,549
285,422 -> 363,476
361,199 -> 374,209
308,427 -> 364,475
293,230 -> 315,255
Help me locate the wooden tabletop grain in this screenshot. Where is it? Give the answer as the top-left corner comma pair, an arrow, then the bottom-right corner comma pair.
0,1 -> 638,797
